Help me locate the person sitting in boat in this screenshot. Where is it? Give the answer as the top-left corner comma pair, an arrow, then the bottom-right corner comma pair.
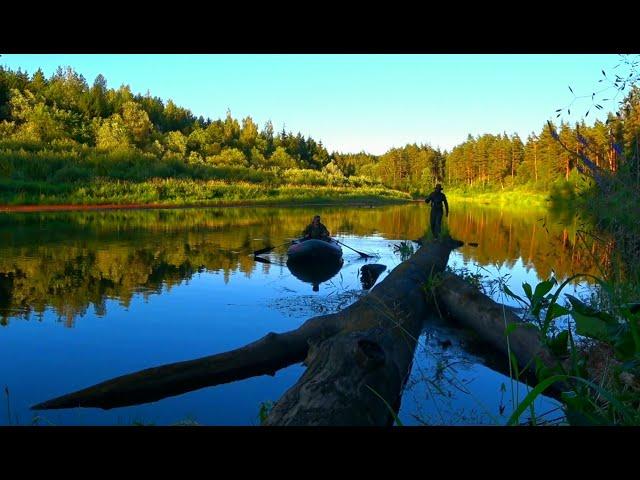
302,215 -> 331,241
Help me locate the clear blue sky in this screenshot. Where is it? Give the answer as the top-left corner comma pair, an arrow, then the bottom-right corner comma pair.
0,54 -> 624,155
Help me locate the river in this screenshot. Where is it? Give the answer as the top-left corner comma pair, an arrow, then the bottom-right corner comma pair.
0,203 -> 605,425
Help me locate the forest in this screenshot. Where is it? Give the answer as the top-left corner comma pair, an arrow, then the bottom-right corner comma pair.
2,65 -> 638,205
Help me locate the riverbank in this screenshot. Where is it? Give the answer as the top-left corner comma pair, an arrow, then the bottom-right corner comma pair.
444,188 -> 550,209
0,178 -> 412,212
0,198 -> 410,213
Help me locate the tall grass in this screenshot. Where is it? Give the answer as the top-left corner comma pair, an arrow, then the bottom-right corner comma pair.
0,146 -> 410,206
445,185 -> 550,210
501,272 -> 640,426
0,177 -> 411,206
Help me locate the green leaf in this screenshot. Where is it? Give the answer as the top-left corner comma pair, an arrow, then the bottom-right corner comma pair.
565,294 -> 593,315
547,303 -> 570,321
571,311 -> 609,341
548,330 -> 569,357
507,375 -> 568,425
613,328 -> 636,361
597,311 -> 618,324
534,356 -> 557,382
531,300 -> 544,319
533,280 -> 554,300
523,282 -> 533,301
502,284 -> 525,304
562,391 -> 610,426
509,352 -> 520,380
568,376 -> 637,423
565,410 -> 605,426
565,294 -> 617,324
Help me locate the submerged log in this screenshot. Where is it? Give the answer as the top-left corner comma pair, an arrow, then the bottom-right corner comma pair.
33,238 -> 463,413
435,273 -> 564,390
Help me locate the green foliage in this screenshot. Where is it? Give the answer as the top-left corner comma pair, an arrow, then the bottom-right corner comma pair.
165,130 -> 187,156
268,146 -> 295,169
0,175 -> 410,207
205,148 -> 247,167
1,62 -> 638,213
122,101 -> 153,147
96,114 -> 130,150
392,241 -> 415,262
502,275 -> 640,426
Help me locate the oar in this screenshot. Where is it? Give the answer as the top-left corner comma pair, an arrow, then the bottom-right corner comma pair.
253,256 -> 272,264
335,239 -> 374,259
253,240 -> 295,256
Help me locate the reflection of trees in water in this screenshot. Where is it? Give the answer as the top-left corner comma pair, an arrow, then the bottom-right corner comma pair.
0,238 -> 264,326
448,205 -> 613,282
0,204 -> 612,326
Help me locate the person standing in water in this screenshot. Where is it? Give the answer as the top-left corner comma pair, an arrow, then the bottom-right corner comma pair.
424,184 -> 449,239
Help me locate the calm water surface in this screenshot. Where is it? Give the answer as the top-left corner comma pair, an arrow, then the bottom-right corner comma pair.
0,203 -> 604,425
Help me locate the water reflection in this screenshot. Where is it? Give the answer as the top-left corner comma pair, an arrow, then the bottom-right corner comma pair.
286,257 -> 344,292
0,204 -> 613,327
0,203 -> 612,426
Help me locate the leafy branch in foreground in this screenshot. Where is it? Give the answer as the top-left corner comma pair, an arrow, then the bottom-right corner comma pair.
502,275 -> 640,426
555,54 -> 640,120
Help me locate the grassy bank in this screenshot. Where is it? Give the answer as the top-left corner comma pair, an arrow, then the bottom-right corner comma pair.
0,146 -> 414,208
444,186 -> 550,209
0,177 -> 412,209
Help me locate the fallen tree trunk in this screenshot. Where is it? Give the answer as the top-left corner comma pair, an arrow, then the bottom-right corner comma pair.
34,239 -> 570,424
32,313 -> 337,410
435,273 -> 566,392
262,260 -> 573,424
264,240 -> 463,425
33,238 -> 463,413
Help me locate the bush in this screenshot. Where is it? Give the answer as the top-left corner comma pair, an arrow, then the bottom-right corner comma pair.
50,165 -> 93,183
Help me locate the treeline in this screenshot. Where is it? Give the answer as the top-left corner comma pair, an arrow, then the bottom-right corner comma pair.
333,147 -> 445,195
0,66 -> 442,198
1,65 -> 639,199
0,66 -> 334,169
332,88 -> 640,193
446,114 -> 637,191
